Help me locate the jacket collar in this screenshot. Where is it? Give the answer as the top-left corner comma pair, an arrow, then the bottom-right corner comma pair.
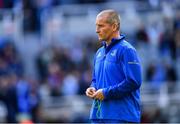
102,34 -> 125,53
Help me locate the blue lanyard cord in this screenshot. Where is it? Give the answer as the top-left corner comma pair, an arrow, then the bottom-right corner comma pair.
94,100 -> 102,118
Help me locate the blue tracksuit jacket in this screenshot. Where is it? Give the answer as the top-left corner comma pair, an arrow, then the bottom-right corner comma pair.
90,35 -> 142,122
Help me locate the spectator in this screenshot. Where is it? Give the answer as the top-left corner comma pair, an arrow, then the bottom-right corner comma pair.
47,61 -> 63,96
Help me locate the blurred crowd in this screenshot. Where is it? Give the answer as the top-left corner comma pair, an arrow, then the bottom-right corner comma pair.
0,39 -> 40,123
0,0 -> 179,123
136,12 -> 179,84
0,35 -> 100,122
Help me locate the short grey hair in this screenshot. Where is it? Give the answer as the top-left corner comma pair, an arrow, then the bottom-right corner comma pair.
98,9 -> 120,30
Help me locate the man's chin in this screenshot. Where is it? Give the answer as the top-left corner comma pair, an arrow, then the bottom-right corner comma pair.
98,38 -> 104,42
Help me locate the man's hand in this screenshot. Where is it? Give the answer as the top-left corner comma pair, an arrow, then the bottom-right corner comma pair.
93,89 -> 104,101
86,87 -> 96,99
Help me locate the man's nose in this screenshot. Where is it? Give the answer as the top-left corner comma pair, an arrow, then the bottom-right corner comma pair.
96,27 -> 99,33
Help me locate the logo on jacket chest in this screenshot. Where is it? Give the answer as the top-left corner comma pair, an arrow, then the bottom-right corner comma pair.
110,49 -> 117,56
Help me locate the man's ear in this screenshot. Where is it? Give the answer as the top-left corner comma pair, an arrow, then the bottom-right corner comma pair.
112,23 -> 118,31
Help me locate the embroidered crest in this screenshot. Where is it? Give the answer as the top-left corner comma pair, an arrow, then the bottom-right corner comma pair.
111,49 -> 117,56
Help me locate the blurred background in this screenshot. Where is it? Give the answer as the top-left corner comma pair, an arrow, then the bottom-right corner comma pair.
0,0 -> 179,123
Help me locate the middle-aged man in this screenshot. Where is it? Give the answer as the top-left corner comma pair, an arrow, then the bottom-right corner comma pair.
86,9 -> 142,123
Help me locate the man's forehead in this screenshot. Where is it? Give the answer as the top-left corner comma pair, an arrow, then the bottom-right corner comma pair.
96,16 -> 107,24
96,13 -> 109,22
97,12 -> 109,18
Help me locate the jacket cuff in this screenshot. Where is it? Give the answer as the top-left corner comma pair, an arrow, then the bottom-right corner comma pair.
102,88 -> 108,100
90,83 -> 96,89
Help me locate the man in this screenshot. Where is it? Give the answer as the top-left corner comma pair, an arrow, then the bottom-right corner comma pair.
86,9 -> 142,123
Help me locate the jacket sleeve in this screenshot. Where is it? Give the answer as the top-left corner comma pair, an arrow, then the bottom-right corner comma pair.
90,55 -> 96,89
103,47 -> 142,100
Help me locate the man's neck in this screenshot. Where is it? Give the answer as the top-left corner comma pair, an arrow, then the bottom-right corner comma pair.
106,33 -> 120,46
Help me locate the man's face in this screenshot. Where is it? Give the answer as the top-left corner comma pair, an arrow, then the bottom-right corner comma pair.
95,15 -> 114,42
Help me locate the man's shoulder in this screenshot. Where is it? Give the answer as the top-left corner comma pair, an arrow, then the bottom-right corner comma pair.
118,40 -> 136,51
96,46 -> 104,54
